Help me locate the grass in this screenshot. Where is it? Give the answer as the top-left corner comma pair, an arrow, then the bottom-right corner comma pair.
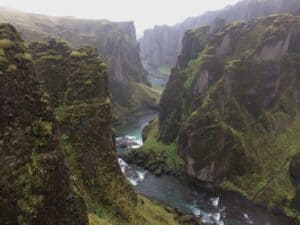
129,82 -> 162,113
70,51 -> 88,59
8,64 -> 17,72
0,39 -> 13,49
158,65 -> 171,76
141,119 -> 184,171
88,195 -> 180,225
40,55 -> 62,61
15,53 -> 32,61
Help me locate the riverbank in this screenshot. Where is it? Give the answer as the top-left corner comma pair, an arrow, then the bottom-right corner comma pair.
117,113 -> 300,225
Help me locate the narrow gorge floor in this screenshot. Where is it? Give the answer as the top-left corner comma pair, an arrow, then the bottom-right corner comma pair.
116,114 -> 297,225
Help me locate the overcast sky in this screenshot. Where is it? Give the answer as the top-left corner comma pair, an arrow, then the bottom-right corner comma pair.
0,0 -> 241,36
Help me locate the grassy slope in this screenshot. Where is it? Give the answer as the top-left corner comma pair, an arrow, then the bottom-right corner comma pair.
141,119 -> 184,172
89,195 -> 181,225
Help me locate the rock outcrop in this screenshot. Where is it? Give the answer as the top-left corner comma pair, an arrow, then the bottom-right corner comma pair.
140,0 -> 300,70
0,24 -> 88,225
159,14 -> 300,216
290,153 -> 300,210
0,7 -> 156,128
0,23 -> 184,225
29,39 -> 137,219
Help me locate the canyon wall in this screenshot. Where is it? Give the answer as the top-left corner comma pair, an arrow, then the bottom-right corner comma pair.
159,14 -> 300,217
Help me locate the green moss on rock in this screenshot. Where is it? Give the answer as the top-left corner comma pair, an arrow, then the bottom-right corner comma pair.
30,39 -> 137,222
0,23 -> 88,225
159,14 -> 300,218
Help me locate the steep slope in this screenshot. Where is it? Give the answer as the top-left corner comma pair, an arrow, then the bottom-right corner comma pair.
29,40 -> 186,225
29,40 -> 137,221
140,0 -> 300,71
0,24 -> 88,225
159,14 -> 300,218
0,23 -> 185,225
0,7 -> 157,127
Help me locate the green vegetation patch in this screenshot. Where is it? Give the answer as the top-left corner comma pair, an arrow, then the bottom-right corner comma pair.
40,55 -> 62,61
70,50 -> 88,59
88,195 -> 181,225
0,39 -> 13,49
141,119 -> 184,172
15,53 -> 32,62
7,64 -> 17,72
158,65 -> 171,76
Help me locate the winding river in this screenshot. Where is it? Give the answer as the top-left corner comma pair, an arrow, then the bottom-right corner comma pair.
116,64 -> 298,225
116,114 -> 298,225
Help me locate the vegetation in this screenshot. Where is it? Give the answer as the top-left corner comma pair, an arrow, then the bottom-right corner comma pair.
124,119 -> 184,176
142,119 -> 184,172
158,65 -> 171,76
0,23 -> 88,225
88,195 -> 181,225
0,8 -> 152,129
158,14 -> 300,219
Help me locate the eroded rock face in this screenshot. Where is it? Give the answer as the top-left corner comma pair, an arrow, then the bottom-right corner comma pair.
0,24 -> 88,225
30,40 -> 137,219
159,14 -> 300,211
140,0 -> 300,70
290,153 -> 300,209
0,8 -> 152,127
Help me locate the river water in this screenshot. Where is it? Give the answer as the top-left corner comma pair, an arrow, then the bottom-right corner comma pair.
116,113 -> 298,225
116,64 -> 298,225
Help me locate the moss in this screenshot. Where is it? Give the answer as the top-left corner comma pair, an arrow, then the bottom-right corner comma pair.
183,50 -> 209,90
31,41 -> 137,222
15,52 -> 32,61
70,50 -> 88,59
30,119 -> 53,137
0,48 -> 5,56
40,55 -> 62,60
219,179 -> 249,198
0,39 -> 13,49
139,119 -> 184,172
88,195 -> 181,225
84,79 -> 93,86
158,14 -> 300,217
0,55 -> 7,63
16,150 -> 44,225
7,64 -> 17,72
158,65 -> 171,76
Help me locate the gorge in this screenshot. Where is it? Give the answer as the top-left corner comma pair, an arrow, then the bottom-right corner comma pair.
1,0 -> 300,224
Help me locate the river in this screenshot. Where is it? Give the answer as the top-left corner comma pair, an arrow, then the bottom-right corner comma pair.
116,64 -> 298,225
116,112 -> 298,225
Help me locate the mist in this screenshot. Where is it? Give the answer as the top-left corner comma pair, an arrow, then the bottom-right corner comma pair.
0,0 -> 241,36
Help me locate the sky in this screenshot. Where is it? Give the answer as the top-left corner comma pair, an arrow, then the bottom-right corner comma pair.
0,0 -> 241,36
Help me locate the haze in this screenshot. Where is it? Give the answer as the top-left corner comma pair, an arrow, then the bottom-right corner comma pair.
0,0 -> 241,36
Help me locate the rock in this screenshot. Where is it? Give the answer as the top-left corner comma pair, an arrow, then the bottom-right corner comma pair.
174,208 -> 183,216
140,0 -> 300,71
116,137 -> 139,148
149,163 -> 159,172
0,8 -> 155,128
164,206 -> 173,213
158,13 -> 300,212
30,39 -> 137,219
178,214 -> 204,225
0,24 -> 88,225
154,164 -> 164,176
290,153 -> 300,181
290,153 -> 300,209
179,215 -> 195,223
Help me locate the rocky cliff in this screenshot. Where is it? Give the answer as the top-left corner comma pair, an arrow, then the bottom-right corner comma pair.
159,14 -> 300,218
0,24 -> 88,225
140,0 -> 300,71
29,39 -> 137,220
0,23 -> 199,225
0,7 -> 157,127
